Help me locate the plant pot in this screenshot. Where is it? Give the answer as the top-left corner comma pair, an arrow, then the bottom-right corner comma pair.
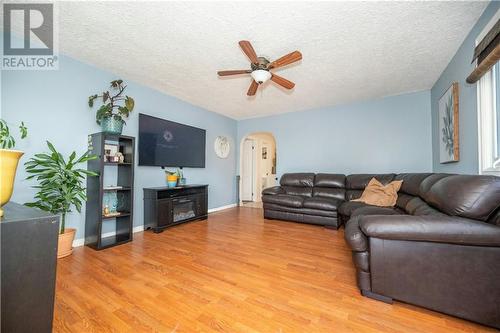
101,116 -> 123,135
58,228 -> 76,258
0,149 -> 24,217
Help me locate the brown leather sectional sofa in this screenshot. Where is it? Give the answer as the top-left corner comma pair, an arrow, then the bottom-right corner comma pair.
262,172 -> 500,329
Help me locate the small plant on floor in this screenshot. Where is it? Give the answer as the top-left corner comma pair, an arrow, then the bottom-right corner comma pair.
88,79 -> 135,134
0,119 -> 27,149
24,141 -> 98,234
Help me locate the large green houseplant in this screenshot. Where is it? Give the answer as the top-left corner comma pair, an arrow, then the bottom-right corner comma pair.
0,119 -> 28,217
25,141 -> 97,258
88,79 -> 135,135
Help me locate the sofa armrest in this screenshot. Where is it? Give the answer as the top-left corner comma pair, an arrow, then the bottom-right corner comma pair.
359,215 -> 500,246
262,186 -> 284,196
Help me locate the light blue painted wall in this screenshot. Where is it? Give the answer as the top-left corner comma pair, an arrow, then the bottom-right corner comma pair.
431,2 -> 499,174
2,54 -> 238,240
2,31 -> 437,242
237,91 -> 433,176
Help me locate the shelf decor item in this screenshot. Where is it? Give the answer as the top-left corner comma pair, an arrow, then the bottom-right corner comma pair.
0,119 -> 28,217
24,141 -> 98,258
88,79 -> 135,135
104,143 -> 119,162
439,82 -> 459,163
103,191 -> 118,214
176,167 -> 186,185
165,168 -> 184,187
214,135 -> 230,158
166,174 -> 178,188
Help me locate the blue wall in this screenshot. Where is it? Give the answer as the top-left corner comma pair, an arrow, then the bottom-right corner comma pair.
2,54 -> 238,240
237,91 -> 433,176
431,2 -> 499,174
11,10 -> 488,241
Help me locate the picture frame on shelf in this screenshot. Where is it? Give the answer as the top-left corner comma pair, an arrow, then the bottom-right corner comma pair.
104,143 -> 120,163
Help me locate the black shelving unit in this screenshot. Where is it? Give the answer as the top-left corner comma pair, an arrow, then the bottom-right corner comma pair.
85,133 -> 135,250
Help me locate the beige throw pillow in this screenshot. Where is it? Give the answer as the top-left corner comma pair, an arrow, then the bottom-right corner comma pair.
351,178 -> 403,207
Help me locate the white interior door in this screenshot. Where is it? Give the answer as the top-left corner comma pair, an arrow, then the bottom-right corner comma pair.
241,139 -> 255,201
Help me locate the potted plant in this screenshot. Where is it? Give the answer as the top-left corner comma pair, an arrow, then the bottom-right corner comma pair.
88,79 -> 135,135
0,119 -> 27,217
25,141 -> 98,258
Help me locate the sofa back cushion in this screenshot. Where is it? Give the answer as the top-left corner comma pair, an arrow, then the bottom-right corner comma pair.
406,197 -> 445,216
419,173 -> 453,198
422,175 -> 500,221
396,193 -> 415,210
313,173 -> 346,200
283,186 -> 313,197
345,174 -> 395,200
488,208 -> 500,226
395,173 -> 432,196
392,173 -> 433,210
280,173 -> 315,197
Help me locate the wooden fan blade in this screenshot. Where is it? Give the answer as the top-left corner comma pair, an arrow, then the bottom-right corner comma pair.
247,80 -> 258,96
269,51 -> 302,69
218,70 -> 252,76
239,40 -> 258,64
271,74 -> 295,89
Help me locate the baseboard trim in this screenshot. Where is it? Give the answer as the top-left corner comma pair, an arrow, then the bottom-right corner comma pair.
208,203 -> 237,213
73,204 -> 237,248
73,225 -> 144,248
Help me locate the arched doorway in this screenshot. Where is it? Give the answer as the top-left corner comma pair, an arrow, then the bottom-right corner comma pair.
239,132 -> 277,208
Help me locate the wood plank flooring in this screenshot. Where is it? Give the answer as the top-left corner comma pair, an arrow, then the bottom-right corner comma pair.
54,207 -> 498,332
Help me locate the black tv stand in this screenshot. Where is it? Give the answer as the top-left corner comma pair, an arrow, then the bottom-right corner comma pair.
143,185 -> 208,233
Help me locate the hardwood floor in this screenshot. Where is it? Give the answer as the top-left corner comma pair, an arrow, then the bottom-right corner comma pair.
54,207 -> 497,333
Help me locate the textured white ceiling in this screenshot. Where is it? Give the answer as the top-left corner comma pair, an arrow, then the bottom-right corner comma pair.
56,1 -> 488,119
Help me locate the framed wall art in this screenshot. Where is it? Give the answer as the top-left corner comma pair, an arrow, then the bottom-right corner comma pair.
439,82 -> 459,163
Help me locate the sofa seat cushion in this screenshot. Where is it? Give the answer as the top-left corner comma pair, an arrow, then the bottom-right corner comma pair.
351,205 -> 404,217
263,203 -> 337,218
262,194 -> 303,208
338,201 -> 370,217
303,197 -> 343,211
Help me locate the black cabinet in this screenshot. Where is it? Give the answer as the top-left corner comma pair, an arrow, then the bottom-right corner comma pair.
1,202 -> 59,333
144,185 -> 208,233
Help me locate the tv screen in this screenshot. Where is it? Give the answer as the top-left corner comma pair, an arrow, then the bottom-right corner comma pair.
138,114 -> 206,168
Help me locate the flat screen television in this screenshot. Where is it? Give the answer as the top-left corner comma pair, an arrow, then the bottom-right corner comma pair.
138,113 -> 206,168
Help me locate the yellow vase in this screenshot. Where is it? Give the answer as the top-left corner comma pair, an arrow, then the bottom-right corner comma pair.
0,149 -> 24,217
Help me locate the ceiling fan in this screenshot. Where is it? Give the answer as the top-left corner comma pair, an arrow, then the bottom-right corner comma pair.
217,40 -> 302,96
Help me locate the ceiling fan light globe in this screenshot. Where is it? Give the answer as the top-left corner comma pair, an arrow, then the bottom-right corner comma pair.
251,69 -> 271,84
